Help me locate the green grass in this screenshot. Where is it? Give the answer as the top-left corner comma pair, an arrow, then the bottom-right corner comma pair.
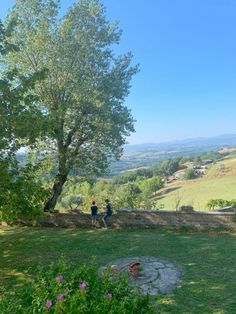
154,157 -> 236,210
1,227 -> 236,313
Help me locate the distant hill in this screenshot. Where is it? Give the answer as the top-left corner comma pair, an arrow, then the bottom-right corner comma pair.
124,134 -> 236,152
110,134 -> 236,174
16,134 -> 236,175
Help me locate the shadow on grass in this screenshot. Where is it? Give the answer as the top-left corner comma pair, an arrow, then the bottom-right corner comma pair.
1,227 -> 236,313
154,186 -> 181,197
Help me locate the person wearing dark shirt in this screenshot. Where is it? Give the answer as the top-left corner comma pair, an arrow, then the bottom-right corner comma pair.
91,201 -> 98,227
102,199 -> 112,229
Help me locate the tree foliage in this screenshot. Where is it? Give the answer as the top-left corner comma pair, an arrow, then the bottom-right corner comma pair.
0,20 -> 48,223
140,176 -> 164,197
113,168 -> 153,184
114,183 -> 142,209
6,0 -> 138,210
206,199 -> 236,210
193,156 -> 202,166
159,159 -> 180,177
0,20 -> 47,154
184,168 -> 196,180
0,161 -> 48,223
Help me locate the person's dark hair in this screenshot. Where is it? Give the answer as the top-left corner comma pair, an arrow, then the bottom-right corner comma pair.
105,199 -> 109,203
92,201 -> 96,205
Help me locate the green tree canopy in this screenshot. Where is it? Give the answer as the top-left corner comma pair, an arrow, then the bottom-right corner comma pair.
184,168 -> 196,180
0,20 -> 48,223
5,0 -> 138,210
193,156 -> 202,166
159,159 -> 180,177
140,176 -> 164,197
0,20 -> 47,154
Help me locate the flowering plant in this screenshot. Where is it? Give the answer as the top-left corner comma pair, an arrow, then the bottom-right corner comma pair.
1,258 -> 153,313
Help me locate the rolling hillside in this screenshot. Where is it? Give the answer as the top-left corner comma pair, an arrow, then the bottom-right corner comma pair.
153,156 -> 236,211
110,134 -> 236,174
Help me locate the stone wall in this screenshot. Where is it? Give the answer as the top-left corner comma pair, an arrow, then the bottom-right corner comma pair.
36,209 -> 236,229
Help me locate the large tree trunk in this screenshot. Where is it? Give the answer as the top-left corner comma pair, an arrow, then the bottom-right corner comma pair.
44,173 -> 67,211
44,131 -> 68,211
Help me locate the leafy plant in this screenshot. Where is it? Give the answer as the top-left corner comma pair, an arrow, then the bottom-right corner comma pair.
206,199 -> 236,210
0,159 -> 48,223
61,195 -> 84,210
184,168 -> 196,180
0,258 -> 153,314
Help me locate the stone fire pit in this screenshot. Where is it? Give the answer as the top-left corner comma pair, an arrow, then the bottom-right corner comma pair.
100,256 -> 181,296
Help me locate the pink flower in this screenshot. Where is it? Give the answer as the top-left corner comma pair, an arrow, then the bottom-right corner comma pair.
107,292 -> 112,299
56,293 -> 64,301
55,275 -> 63,282
45,300 -> 52,309
79,281 -> 87,289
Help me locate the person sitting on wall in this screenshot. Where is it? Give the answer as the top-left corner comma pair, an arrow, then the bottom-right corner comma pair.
91,201 -> 98,227
102,199 -> 112,229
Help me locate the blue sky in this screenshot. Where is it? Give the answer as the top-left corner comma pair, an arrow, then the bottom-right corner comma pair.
1,0 -> 236,144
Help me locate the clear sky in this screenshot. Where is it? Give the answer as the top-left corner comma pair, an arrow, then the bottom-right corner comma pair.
1,0 -> 236,144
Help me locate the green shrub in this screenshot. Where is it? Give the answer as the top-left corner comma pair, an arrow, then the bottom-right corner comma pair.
0,259 -> 153,314
206,199 -> 236,210
184,168 -> 196,180
61,195 -> 84,210
0,160 -> 48,224
179,205 -> 194,213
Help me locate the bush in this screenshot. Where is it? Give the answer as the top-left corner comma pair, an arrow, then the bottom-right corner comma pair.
206,199 -> 236,210
179,205 -> 194,213
61,195 -> 84,210
0,160 -> 48,224
184,168 -> 196,180
0,259 -> 153,314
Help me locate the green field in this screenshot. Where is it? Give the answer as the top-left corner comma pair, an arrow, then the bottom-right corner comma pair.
154,157 -> 236,210
1,227 -> 236,313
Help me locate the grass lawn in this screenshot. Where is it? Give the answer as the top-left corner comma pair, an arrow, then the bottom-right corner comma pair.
154,157 -> 236,210
1,227 -> 236,313
155,175 -> 236,210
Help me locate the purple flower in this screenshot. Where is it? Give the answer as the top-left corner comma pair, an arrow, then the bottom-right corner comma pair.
56,293 -> 64,301
45,300 -> 52,309
79,281 -> 87,289
107,292 -> 112,299
55,275 -> 63,282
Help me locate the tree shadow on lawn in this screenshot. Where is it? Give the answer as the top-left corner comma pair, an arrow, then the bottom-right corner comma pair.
154,279 -> 236,314
1,227 -> 236,312
152,234 -> 236,313
152,186 -> 181,200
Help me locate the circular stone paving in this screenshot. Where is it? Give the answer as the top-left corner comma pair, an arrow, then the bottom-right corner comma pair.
100,256 -> 181,296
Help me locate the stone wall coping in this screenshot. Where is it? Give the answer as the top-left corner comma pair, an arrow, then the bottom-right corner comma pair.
41,209 -> 236,217
116,209 -> 235,216
9,208 -> 235,229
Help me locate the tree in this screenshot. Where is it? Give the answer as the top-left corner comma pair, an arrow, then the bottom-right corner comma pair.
115,183 -> 142,209
0,20 -> 47,154
184,168 -> 196,180
193,156 -> 202,166
61,195 -> 83,211
0,20 -> 48,223
140,176 -> 164,197
6,0 -> 138,210
159,159 -> 179,177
